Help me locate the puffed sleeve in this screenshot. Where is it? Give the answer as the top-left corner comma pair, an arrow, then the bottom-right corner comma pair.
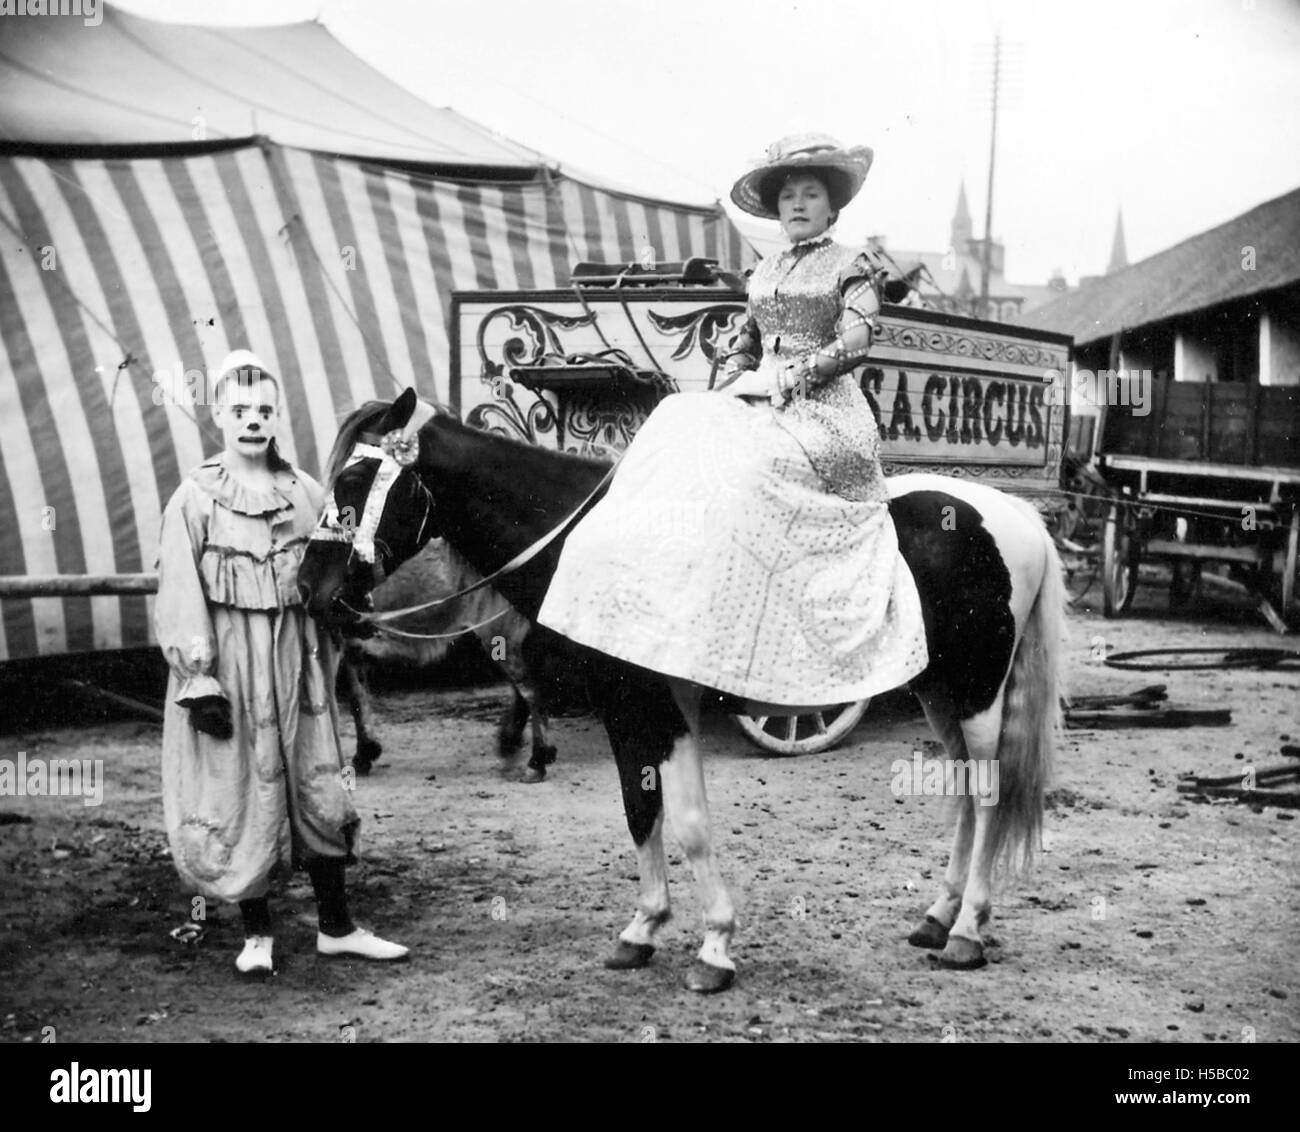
828,251 -> 885,361
154,480 -> 224,705
838,250 -> 889,312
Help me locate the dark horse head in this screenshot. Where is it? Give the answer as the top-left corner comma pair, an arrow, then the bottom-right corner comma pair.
299,388 -> 611,628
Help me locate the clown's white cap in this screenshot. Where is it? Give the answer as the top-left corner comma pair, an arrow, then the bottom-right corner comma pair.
216,349 -> 273,377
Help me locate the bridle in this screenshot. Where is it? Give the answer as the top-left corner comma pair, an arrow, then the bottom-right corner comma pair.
311,401 -> 620,639
313,436 -> 435,571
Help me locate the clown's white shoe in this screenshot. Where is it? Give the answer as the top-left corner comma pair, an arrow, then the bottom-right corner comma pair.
316,928 -> 409,961
236,935 -> 274,975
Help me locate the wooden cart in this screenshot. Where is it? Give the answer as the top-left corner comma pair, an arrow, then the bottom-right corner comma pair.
1094,377 -> 1300,621
451,260 -> 1071,753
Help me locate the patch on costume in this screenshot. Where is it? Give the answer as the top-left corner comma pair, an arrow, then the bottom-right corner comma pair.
176,817 -> 234,885
888,489 -> 1016,718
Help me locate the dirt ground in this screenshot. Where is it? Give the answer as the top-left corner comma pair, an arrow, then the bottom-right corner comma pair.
2,569 -> 1298,1044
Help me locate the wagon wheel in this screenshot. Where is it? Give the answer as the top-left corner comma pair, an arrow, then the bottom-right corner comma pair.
1102,503 -> 1139,617
733,699 -> 870,756
1281,505 -> 1299,617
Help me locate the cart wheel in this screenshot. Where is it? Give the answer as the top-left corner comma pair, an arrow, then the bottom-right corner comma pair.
733,699 -> 870,756
1102,504 -> 1139,618
1281,506 -> 1299,617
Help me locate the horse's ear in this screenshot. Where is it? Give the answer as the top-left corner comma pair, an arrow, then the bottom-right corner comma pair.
381,388 -> 419,433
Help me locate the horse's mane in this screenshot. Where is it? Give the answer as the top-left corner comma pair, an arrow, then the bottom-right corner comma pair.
437,413 -> 614,474
325,396 -> 614,489
325,400 -> 391,487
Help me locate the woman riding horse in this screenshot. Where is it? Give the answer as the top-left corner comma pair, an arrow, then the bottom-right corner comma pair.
299,133 -> 1065,992
537,134 -> 930,708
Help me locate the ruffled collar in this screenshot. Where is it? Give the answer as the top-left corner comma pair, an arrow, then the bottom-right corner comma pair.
191,456 -> 296,516
782,233 -> 835,257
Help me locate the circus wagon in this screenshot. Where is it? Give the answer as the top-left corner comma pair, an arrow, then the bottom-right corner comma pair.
450,258 -> 1072,752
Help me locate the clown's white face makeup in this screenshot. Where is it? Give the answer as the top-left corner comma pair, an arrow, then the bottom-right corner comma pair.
213,375 -> 281,472
777,174 -> 834,242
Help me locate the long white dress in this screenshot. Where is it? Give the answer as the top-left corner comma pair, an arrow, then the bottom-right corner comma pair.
536,237 -> 929,705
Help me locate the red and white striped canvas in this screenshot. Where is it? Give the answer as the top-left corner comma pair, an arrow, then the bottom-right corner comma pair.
0,139 -> 754,659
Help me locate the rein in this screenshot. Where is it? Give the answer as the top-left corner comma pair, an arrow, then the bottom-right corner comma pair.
321,418 -> 620,637
358,604 -> 512,642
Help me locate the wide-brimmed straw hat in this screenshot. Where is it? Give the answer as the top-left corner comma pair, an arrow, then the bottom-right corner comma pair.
730,133 -> 874,220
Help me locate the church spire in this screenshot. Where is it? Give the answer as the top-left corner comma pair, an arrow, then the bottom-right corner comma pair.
950,181 -> 972,253
1108,209 -> 1128,273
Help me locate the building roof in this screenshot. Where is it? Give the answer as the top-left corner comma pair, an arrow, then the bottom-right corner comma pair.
0,2 -> 549,171
1024,186 -> 1300,347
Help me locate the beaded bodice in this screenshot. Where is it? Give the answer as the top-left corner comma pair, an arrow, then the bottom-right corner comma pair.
747,237 -> 866,359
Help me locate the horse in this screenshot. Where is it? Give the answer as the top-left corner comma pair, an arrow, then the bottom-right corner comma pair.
335,538 -> 556,781
299,389 -> 1067,993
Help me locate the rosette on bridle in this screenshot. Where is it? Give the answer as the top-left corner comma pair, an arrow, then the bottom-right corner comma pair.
313,401 -> 437,565
379,428 -> 420,467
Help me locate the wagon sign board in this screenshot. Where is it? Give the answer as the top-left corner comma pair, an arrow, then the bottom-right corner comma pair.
451,287 -> 1070,506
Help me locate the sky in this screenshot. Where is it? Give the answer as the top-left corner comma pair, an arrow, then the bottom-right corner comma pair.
113,0 -> 1300,286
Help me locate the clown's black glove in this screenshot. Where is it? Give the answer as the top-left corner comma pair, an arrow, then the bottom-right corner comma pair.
188,696 -> 233,741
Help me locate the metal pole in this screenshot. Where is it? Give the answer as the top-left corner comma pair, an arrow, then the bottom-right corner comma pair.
979,34 -> 1000,320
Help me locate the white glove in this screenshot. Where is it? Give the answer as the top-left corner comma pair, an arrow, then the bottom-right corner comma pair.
719,366 -> 774,399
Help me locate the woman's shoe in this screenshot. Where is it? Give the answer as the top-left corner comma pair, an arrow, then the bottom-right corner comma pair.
235,935 -> 274,974
316,927 -> 409,961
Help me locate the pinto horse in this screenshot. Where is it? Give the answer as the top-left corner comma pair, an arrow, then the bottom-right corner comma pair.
300,390 -> 1067,992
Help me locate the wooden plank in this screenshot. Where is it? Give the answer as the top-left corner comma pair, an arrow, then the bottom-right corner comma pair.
1069,685 -> 1168,710
1200,383 -> 1214,464
1144,539 -> 1268,564
1146,371 -> 1168,460
1175,784 -> 1300,808
1256,387 -> 1300,469
0,574 -> 159,597
1065,706 -> 1232,728
1208,384 -> 1250,465
1245,380 -> 1259,467
1136,493 -> 1277,512
1182,764 -> 1300,788
1102,455 -> 1300,483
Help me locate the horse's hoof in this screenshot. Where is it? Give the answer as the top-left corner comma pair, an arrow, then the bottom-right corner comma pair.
684,961 -> 735,994
604,941 -> 655,970
517,766 -> 546,784
933,936 -> 987,970
352,757 -> 372,777
908,916 -> 949,950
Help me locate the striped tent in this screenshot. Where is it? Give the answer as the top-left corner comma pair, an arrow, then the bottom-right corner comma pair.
0,138 -> 753,660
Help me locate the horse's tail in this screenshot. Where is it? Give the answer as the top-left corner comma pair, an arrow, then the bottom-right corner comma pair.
991,505 -> 1068,874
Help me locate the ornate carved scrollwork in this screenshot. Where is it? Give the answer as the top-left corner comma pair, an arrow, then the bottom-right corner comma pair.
561,386 -> 665,455
646,304 -> 746,362
475,305 -> 597,382
465,380 -> 559,447
875,323 -> 1066,370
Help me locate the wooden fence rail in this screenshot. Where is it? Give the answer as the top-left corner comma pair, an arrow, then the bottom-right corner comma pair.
0,574 -> 159,597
